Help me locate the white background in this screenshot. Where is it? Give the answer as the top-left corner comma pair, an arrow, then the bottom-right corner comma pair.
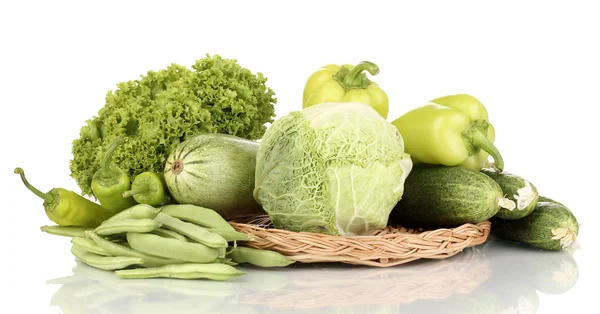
1,0 -> 599,313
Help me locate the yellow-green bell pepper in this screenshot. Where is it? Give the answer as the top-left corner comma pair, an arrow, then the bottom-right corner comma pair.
391,94 -> 504,171
302,61 -> 389,119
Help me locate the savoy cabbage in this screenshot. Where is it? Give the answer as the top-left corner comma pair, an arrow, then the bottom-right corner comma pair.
253,102 -> 413,236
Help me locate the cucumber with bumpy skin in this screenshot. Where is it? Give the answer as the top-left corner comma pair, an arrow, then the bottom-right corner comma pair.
491,197 -> 579,250
390,165 -> 515,227
481,168 -> 539,220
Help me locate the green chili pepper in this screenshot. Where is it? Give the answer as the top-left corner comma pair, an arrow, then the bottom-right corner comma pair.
122,171 -> 167,206
91,137 -> 137,212
15,167 -> 114,228
391,94 -> 504,172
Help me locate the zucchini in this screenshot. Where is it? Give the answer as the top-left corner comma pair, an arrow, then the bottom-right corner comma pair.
481,168 -> 539,220
164,133 -> 264,219
491,197 -> 579,250
390,165 -> 515,227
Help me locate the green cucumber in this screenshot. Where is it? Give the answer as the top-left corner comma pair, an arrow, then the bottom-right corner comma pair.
390,165 -> 515,227
481,168 -> 539,220
491,197 -> 579,250
164,133 -> 264,219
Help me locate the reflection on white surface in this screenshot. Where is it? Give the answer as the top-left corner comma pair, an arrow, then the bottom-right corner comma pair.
47,237 -> 579,314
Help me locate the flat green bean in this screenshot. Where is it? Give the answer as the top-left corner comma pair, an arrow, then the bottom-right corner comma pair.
71,237 -> 111,256
94,218 -> 161,236
126,232 -> 221,263
70,244 -> 144,270
209,228 -> 253,242
86,231 -> 187,268
160,204 -> 235,231
114,263 -> 245,280
150,227 -> 188,242
101,204 -> 162,224
41,225 -> 90,238
154,213 -> 227,249
227,246 -> 295,267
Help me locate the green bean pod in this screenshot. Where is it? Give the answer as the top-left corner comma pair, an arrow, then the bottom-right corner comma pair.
227,246 -> 295,267
70,244 -> 144,270
85,231 -> 186,268
41,225 -> 90,238
114,263 -> 245,280
126,232 -> 221,263
209,228 -> 253,242
94,218 -> 162,236
150,227 -> 188,242
71,237 -> 111,256
101,204 -> 162,224
154,213 -> 227,249
160,204 -> 235,231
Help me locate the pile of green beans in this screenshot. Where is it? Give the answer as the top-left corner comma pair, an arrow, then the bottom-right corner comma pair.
41,203 -> 295,280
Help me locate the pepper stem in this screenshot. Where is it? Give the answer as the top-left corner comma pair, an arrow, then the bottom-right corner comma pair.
101,137 -> 125,169
341,61 -> 380,87
122,184 -> 149,198
471,130 -> 504,171
14,167 -> 54,203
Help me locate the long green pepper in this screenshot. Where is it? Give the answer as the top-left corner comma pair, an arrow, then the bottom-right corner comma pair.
91,137 -> 137,212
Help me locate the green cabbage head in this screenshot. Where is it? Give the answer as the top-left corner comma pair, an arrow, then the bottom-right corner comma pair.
253,102 -> 413,236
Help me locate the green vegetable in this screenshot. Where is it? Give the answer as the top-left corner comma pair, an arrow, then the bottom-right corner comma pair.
160,204 -> 236,231
86,230 -> 187,267
391,93 -> 504,172
154,212 -> 228,249
93,218 -> 162,236
481,168 -> 539,220
70,243 -> 145,270
15,167 -> 114,228
126,232 -> 222,263
491,197 -> 579,250
302,61 -> 390,119
164,133 -> 263,219
91,137 -> 137,212
254,102 -> 413,236
40,225 -> 90,238
390,165 -> 515,227
70,54 -> 277,197
101,203 -> 162,224
150,227 -> 189,242
71,237 -> 111,256
122,172 -> 167,206
226,246 -> 295,267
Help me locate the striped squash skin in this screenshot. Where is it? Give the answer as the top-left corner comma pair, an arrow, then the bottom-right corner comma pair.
164,133 -> 264,219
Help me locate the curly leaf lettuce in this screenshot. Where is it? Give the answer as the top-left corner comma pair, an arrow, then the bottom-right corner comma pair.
71,54 -> 276,196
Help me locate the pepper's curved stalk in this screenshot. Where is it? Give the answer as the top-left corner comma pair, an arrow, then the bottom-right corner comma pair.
342,61 -> 380,87
471,131 -> 504,172
122,184 -> 149,198
100,137 -> 125,171
14,167 -> 54,203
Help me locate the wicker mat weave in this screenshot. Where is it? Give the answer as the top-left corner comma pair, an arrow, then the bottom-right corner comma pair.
228,215 -> 491,267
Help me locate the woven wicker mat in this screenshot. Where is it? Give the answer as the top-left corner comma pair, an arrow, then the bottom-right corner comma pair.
228,215 -> 491,267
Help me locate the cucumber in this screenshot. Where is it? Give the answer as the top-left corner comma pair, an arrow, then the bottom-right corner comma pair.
490,198 -> 579,250
164,133 -> 264,219
389,165 -> 515,227
481,168 -> 539,220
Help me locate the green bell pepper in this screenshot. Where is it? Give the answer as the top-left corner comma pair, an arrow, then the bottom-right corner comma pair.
391,94 -> 504,171
302,61 -> 389,119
